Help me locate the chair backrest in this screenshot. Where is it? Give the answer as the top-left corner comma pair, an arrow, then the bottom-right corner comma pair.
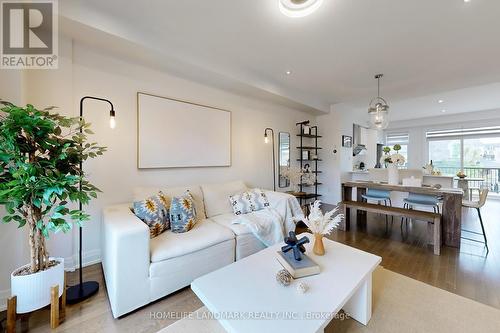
478,188 -> 489,208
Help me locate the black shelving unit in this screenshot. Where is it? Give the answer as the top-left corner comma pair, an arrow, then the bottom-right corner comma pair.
294,121 -> 322,208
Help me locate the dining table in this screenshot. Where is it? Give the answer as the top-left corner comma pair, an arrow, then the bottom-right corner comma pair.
341,181 -> 464,248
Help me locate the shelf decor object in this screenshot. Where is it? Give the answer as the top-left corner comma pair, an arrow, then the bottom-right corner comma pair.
67,96 -> 116,305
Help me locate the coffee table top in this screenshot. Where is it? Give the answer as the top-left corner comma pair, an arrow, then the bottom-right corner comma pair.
191,233 -> 381,333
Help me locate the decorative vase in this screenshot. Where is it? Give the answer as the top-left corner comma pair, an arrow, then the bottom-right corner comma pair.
11,257 -> 64,313
313,233 -> 325,256
387,164 -> 399,185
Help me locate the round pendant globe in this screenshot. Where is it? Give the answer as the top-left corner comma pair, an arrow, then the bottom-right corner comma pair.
279,0 -> 324,18
369,109 -> 389,130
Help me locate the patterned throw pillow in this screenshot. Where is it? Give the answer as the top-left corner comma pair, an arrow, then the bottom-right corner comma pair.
133,193 -> 170,238
170,191 -> 197,233
229,188 -> 270,215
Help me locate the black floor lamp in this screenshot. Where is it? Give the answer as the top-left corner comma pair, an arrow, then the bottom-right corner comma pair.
66,96 -> 116,304
264,128 -> 276,191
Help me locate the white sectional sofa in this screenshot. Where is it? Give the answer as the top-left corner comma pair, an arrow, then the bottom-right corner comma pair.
102,181 -> 302,318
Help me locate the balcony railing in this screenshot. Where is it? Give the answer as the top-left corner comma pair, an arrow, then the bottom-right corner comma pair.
435,166 -> 500,194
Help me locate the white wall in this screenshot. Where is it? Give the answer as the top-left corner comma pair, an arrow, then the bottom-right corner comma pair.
317,104 -> 382,205
0,37 -> 315,309
0,70 -> 31,311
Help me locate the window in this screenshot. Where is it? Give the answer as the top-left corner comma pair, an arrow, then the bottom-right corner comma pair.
386,132 -> 409,168
426,126 -> 500,194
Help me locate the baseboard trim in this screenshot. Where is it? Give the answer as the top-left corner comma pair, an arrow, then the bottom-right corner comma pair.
64,249 -> 101,272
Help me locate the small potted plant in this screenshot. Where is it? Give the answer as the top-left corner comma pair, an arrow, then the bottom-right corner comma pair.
0,101 -> 105,313
302,201 -> 343,255
380,145 -> 406,185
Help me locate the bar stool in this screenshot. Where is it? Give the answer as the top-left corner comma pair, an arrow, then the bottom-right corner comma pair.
461,188 -> 489,252
361,189 -> 393,227
402,193 -> 441,229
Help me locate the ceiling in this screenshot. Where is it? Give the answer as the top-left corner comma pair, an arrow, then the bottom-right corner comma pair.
61,0 -> 500,119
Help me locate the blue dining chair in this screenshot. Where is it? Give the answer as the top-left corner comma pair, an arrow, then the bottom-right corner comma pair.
361,189 -> 393,227
402,192 -> 441,228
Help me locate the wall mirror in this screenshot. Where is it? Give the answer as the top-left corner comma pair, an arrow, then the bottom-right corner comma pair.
279,132 -> 290,188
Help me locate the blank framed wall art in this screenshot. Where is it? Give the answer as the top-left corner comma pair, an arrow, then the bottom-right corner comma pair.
137,92 -> 231,169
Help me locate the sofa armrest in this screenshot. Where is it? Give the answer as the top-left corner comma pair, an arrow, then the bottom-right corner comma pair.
102,204 -> 150,318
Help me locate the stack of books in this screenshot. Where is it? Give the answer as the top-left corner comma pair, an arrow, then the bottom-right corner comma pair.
276,251 -> 320,278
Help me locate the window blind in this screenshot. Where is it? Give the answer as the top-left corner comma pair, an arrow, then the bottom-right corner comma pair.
386,132 -> 409,145
426,126 -> 500,139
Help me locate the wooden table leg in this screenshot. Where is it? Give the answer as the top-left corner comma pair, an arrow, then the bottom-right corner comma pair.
7,296 -> 16,333
51,285 -> 60,329
356,187 -> 367,226
442,193 -> 462,248
341,185 -> 353,231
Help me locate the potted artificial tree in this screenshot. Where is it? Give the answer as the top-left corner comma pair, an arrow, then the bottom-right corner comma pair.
0,101 -> 105,313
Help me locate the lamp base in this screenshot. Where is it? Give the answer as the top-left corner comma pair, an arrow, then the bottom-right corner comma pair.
66,281 -> 99,304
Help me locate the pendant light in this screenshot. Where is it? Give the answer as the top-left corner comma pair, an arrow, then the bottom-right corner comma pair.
368,74 -> 390,130
279,0 -> 324,18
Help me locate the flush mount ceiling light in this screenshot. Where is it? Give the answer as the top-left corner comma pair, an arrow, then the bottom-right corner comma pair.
279,0 -> 324,18
368,74 -> 390,130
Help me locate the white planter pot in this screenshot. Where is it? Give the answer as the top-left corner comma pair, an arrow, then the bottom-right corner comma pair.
387,164 -> 399,185
11,257 -> 64,313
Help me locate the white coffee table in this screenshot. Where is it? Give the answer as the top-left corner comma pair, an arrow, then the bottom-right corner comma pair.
191,233 -> 381,333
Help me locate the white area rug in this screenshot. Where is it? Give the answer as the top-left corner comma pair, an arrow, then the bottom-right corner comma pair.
159,268 -> 500,333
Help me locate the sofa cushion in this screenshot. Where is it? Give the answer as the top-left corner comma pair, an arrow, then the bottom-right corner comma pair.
134,185 -> 206,220
201,180 -> 248,218
133,193 -> 170,238
209,213 -> 252,236
229,188 -> 270,215
170,191 -> 197,233
150,219 -> 234,263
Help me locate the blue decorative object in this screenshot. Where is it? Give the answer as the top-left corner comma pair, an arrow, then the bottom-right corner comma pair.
281,231 -> 310,261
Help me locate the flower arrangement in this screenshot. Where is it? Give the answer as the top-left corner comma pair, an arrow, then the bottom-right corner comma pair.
302,201 -> 343,236
282,166 -> 315,192
302,201 -> 343,255
381,145 -> 406,167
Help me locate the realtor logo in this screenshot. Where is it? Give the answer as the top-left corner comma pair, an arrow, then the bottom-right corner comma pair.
1,0 -> 58,69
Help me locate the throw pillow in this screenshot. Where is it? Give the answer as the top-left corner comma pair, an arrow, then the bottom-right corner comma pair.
170,191 -> 197,233
229,188 -> 270,215
133,193 -> 170,238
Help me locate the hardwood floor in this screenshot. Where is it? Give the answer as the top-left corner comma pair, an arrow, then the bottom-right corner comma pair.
2,200 -> 499,332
